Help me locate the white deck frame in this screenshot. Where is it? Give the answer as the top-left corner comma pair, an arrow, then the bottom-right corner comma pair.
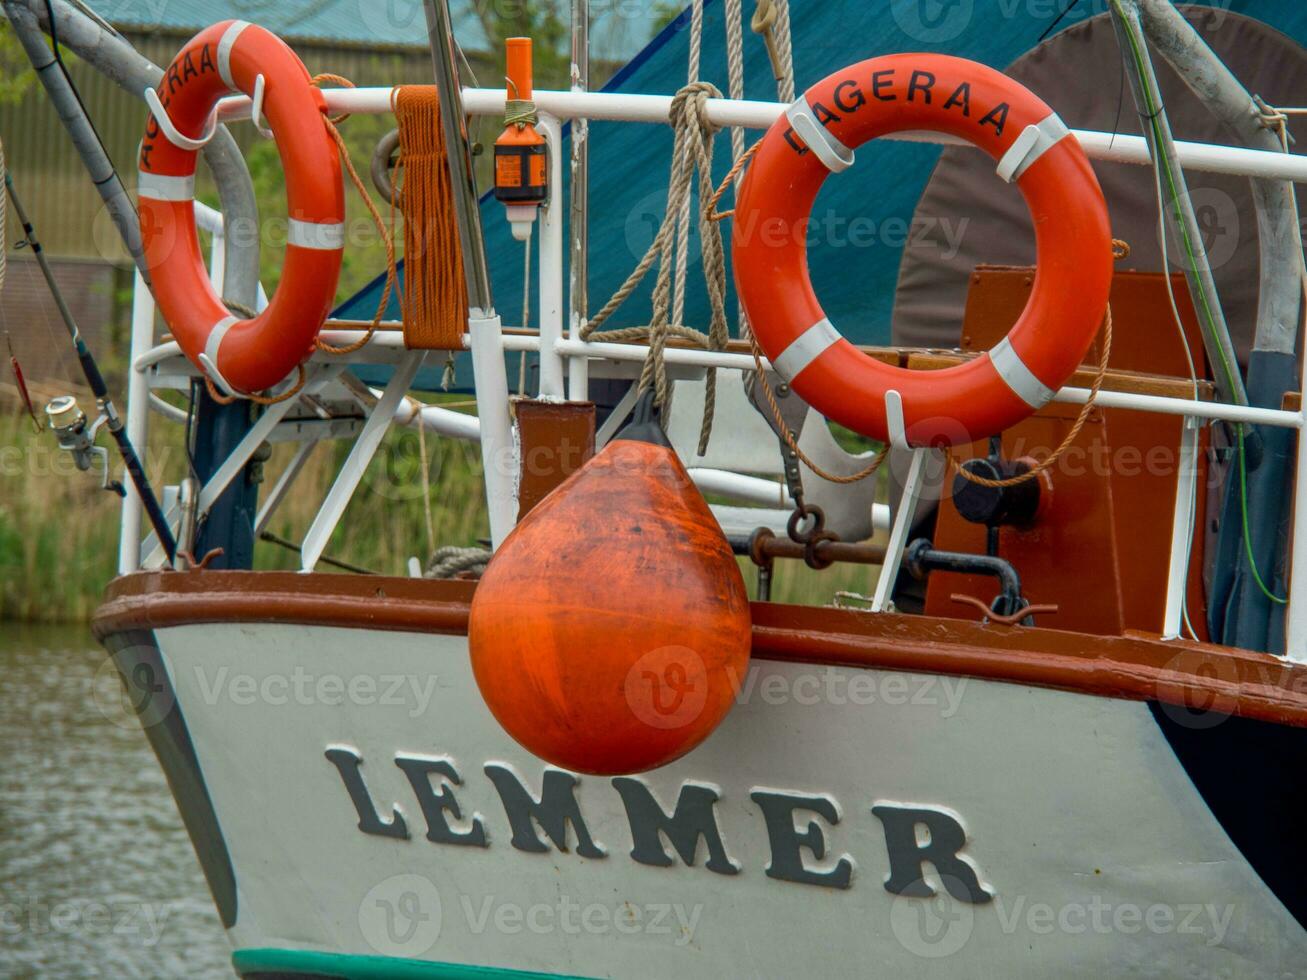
119,89 -> 1307,661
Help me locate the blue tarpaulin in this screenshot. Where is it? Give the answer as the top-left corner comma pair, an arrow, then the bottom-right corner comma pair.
336,0 -> 1307,392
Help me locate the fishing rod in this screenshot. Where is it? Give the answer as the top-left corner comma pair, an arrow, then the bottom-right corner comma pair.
4,169 -> 178,563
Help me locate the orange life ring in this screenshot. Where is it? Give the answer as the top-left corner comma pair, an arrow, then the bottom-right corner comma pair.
137,21 -> 344,396
732,54 -> 1113,447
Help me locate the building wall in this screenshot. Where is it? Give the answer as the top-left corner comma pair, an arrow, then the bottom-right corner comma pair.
0,257 -> 123,387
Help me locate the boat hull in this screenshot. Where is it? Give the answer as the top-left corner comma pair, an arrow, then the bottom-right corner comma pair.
97,603 -> 1307,979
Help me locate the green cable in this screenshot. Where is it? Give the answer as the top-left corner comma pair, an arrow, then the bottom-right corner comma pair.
1237,424 -> 1288,604
1112,1 -> 1284,607
1109,0 -> 1243,403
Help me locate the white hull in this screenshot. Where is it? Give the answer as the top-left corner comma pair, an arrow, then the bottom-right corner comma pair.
103,620 -> 1307,979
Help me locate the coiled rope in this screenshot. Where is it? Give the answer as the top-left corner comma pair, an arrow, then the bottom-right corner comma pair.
425,545 -> 491,579
392,84 -> 468,351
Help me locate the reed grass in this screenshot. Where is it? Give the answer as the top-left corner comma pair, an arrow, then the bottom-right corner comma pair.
1,388 -> 884,622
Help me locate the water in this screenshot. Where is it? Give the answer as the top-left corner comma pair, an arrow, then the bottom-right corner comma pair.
0,623 -> 231,978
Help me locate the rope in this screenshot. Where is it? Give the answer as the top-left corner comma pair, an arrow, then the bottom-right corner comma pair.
582,82 -> 730,454
315,111 -> 399,355
773,0 -> 795,103
197,298 -> 311,404
311,72 -> 354,124
425,545 -> 491,579
204,362 -> 307,406
707,140 -> 761,222
948,304 -> 1114,489
672,0 -> 706,330
391,85 -> 468,351
747,330 -> 888,484
504,98 -> 538,128
949,237 -> 1128,488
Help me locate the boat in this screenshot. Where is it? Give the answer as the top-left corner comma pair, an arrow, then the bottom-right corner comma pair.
5,0 -> 1307,975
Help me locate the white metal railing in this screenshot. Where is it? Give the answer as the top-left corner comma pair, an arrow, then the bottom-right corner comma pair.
123,86 -> 1307,663
204,87 -> 1307,185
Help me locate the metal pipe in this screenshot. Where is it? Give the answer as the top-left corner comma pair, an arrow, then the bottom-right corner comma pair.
568,0 -> 590,401
904,540 -> 1024,614
224,86 -> 1307,185
1111,0 -> 1247,408
137,330 -> 1306,430
729,531 -> 887,568
535,114 -> 566,399
118,270 -> 153,573
422,0 -> 494,314
1134,0 -> 1302,357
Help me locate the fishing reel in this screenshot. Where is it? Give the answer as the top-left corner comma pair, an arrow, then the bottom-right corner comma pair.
45,395 -> 125,497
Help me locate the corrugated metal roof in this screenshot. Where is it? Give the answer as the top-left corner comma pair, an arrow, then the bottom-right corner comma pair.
85,0 -> 660,60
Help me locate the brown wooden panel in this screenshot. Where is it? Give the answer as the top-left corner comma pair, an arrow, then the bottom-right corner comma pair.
924,267 -> 1212,638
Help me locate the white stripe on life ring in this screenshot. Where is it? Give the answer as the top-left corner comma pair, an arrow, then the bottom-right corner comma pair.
137,172 -> 195,202
287,218 -> 346,251
785,99 -> 855,173
772,317 -> 841,382
989,336 -> 1056,409
217,20 -> 252,91
995,113 -> 1070,183
199,315 -> 240,396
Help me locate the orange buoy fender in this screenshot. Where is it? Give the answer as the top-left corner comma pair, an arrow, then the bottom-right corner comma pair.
469,408 -> 752,775
137,21 -> 344,395
733,53 -> 1113,446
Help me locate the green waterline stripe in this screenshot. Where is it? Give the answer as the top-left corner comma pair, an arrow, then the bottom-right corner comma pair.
232,948 -> 593,980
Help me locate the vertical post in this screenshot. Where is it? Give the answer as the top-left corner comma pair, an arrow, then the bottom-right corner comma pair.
568,0 -> 590,401
1285,405 -> 1307,662
1161,415 -> 1200,638
536,113 -> 566,400
871,449 -> 933,613
471,315 -> 518,546
118,271 -> 153,574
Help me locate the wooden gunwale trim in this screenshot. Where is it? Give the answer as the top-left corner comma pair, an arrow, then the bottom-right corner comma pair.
93,571 -> 1307,728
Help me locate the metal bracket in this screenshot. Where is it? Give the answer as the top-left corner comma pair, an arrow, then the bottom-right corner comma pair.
143,86 -> 218,151
250,73 -> 273,139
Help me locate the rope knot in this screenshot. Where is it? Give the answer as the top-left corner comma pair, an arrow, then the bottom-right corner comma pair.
670,81 -> 723,134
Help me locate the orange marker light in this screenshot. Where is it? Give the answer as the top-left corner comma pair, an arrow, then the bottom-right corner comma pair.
469,397 -> 752,775
494,37 -> 548,242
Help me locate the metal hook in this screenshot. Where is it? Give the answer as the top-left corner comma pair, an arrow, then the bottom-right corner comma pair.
884,388 -> 911,451
143,87 -> 218,151
250,74 -> 274,139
